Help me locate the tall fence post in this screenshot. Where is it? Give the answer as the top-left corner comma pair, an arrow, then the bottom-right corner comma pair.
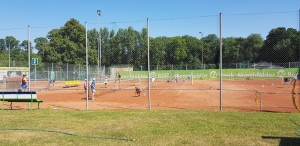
85,21 -> 89,111
219,13 -> 223,112
147,18 -> 151,111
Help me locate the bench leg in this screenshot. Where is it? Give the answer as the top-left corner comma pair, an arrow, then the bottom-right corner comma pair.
38,102 -> 40,109
10,102 -> 12,110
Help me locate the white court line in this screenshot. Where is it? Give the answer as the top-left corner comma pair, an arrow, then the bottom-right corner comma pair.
177,83 -> 186,96
158,82 -> 176,95
158,89 -> 167,95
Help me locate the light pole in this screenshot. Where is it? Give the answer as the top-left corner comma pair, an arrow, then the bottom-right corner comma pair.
199,32 -> 204,68
97,10 -> 102,72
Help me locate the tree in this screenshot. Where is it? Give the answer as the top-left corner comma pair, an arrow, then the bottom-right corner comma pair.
202,34 -> 219,67
138,28 -> 149,69
150,37 -> 169,68
46,29 -> 64,63
243,34 -> 263,62
5,36 -> 20,52
0,39 -> 6,53
34,37 -> 49,56
102,29 -> 115,66
259,27 -> 300,63
182,35 -> 202,69
223,37 -> 243,64
87,29 -> 98,52
166,37 -> 187,65
43,18 -> 94,64
20,40 -> 33,52
100,27 -> 110,66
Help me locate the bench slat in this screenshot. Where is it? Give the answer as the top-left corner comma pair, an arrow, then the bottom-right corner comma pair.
0,99 -> 43,102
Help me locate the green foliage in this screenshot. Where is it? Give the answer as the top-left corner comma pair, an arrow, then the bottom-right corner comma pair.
166,37 -> 188,64
259,27 -> 300,63
0,19 -> 299,69
0,39 -> 5,52
244,34 -> 263,62
34,37 -> 48,55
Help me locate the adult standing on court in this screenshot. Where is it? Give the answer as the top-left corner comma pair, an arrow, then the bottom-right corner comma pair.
187,73 -> 191,82
151,76 -> 156,86
118,74 -> 121,89
91,78 -> 96,100
175,74 -> 179,83
84,79 -> 87,93
104,77 -> 108,88
21,74 -> 27,92
118,74 -> 121,83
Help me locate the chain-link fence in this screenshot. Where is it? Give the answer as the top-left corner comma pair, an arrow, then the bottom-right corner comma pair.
0,11 -> 299,112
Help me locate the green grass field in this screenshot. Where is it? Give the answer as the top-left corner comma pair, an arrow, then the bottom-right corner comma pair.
1,110 -> 300,145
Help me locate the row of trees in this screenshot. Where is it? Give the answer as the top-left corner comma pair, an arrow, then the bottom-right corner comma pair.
0,18 -> 299,69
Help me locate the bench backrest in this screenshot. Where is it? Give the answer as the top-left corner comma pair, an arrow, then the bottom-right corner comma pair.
1,91 -> 37,100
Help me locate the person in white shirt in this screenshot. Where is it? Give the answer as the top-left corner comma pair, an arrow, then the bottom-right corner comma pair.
151,77 -> 155,86
104,77 -> 108,88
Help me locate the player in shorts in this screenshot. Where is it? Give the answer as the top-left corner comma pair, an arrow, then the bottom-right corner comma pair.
21,74 -> 27,92
104,77 -> 108,88
91,78 -> 96,100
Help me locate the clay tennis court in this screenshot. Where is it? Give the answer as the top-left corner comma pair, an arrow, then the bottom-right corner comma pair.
2,79 -> 299,113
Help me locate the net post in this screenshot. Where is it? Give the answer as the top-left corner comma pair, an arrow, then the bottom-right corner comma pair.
259,92 -> 262,112
2,92 -> 4,110
138,76 -> 140,83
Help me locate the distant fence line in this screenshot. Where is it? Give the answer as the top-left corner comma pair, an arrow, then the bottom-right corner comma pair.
0,61 -> 299,82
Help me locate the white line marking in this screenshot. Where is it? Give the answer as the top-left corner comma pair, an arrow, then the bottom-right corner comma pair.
177,83 -> 186,96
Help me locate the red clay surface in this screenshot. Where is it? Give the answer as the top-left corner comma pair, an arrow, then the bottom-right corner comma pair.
1,79 -> 300,112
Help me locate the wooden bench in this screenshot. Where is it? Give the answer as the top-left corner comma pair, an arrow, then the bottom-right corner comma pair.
1,91 -> 43,110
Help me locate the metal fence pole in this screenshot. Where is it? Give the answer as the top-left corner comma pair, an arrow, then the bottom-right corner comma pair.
27,25 -> 31,110
147,18 -> 151,111
28,25 -> 31,92
34,65 -> 36,90
85,22 -> 89,111
219,13 -> 223,112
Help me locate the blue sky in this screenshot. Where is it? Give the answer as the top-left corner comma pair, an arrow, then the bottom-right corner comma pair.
0,0 -> 299,43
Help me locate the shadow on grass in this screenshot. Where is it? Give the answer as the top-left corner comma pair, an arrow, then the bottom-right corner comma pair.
262,136 -> 300,146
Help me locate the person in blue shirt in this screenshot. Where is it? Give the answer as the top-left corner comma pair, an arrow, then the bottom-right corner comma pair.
91,78 -> 96,100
